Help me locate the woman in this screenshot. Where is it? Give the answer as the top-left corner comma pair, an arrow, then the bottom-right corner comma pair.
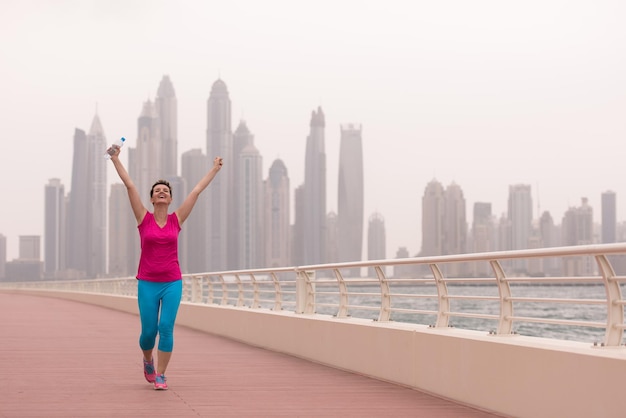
109,144 -> 223,390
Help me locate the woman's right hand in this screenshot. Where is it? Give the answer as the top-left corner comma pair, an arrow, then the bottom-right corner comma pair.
108,145 -> 122,159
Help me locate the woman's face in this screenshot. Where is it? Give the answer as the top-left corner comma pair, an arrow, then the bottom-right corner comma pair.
151,184 -> 172,206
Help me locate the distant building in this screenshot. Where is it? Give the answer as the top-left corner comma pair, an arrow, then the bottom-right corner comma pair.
337,124 -> 364,277
602,191 -> 616,244
367,212 -> 386,278
471,202 -> 493,277
393,246 -> 412,279
561,198 -> 594,276
206,79 -> 233,271
292,185 -> 305,266
237,123 -> 263,269
181,149 -> 209,274
6,236 -> 43,281
326,211 -> 338,265
66,114 -> 107,278
421,179 -> 444,257
132,99 -> 162,209
264,159 -> 290,268
301,107 -> 327,265
539,211 -> 560,276
108,183 -> 135,277
508,184 -> 533,274
156,75 -> 178,179
44,178 -> 65,278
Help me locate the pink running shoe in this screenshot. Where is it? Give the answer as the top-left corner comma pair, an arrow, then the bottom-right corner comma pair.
154,374 -> 168,390
143,358 -> 156,383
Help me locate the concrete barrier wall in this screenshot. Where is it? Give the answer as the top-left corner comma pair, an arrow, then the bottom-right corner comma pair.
19,290 -> 626,418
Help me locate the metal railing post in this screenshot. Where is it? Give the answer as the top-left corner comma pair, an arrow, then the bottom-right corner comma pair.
596,255 -> 624,346
431,264 -> 450,328
491,260 -> 513,335
375,266 -> 391,322
296,270 -> 315,314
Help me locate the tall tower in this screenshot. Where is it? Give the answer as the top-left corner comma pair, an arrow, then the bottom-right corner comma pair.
156,75 -> 178,178
367,212 -> 386,278
239,134 -> 263,269
471,202 -> 492,253
66,128 -> 88,277
539,210 -> 560,276
292,185 -> 305,266
232,120 -> 254,269
44,178 -> 65,278
442,182 -> 466,256
264,159 -> 290,268
337,124 -> 364,276
131,100 -> 161,208
421,179 -> 445,257
562,198 -> 594,275
108,183 -> 135,277
206,79 -> 233,271
66,113 -> 107,278
302,107 -> 327,265
88,114 -> 108,277
508,184 -> 533,274
602,191 -> 617,244
471,202 -> 492,276
508,184 -> 533,250
181,149 -> 209,274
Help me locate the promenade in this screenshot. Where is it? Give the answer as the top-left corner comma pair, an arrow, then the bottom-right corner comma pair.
0,292 -> 501,417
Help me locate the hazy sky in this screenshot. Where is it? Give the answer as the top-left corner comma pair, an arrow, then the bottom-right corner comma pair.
1,0 -> 625,261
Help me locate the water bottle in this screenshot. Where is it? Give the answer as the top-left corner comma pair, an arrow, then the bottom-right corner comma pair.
104,137 -> 126,159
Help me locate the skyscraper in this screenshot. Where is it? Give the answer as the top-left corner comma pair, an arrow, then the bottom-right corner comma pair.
66,128 -> 88,277
442,182 -> 467,256
471,202 -> 492,276
602,191 -> 617,244
88,115 -> 108,277
131,100 -> 161,208
66,113 -> 107,278
367,212 -> 386,278
238,132 -> 263,269
301,107 -> 327,265
562,198 -> 594,276
233,120 -> 253,269
471,202 -> 492,252
292,185 -> 305,266
181,149 -> 209,274
508,184 -> 533,250
264,159 -> 290,268
326,211 -> 338,265
538,210 -> 560,276
206,79 -> 233,271
44,178 -> 65,278
108,183 -> 135,277
508,184 -> 533,273
156,75 -> 178,178
19,236 -> 41,260
337,124 -> 364,276
421,179 -> 444,257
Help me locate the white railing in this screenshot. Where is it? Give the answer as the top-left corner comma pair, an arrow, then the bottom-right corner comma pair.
3,243 -> 626,347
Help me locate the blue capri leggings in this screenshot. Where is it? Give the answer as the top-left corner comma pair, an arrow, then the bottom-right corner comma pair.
137,279 -> 183,353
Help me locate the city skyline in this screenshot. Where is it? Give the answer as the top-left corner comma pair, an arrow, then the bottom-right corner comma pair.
2,1 -> 626,261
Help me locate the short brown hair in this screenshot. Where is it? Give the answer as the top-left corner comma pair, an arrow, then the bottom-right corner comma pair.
150,180 -> 172,198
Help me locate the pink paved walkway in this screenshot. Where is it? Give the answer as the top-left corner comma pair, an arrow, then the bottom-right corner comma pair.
0,292 -> 503,417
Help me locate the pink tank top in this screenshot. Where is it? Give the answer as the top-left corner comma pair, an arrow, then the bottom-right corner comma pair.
137,212 -> 182,282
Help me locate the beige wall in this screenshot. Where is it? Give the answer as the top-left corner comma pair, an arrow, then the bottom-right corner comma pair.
17,290 -> 626,418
